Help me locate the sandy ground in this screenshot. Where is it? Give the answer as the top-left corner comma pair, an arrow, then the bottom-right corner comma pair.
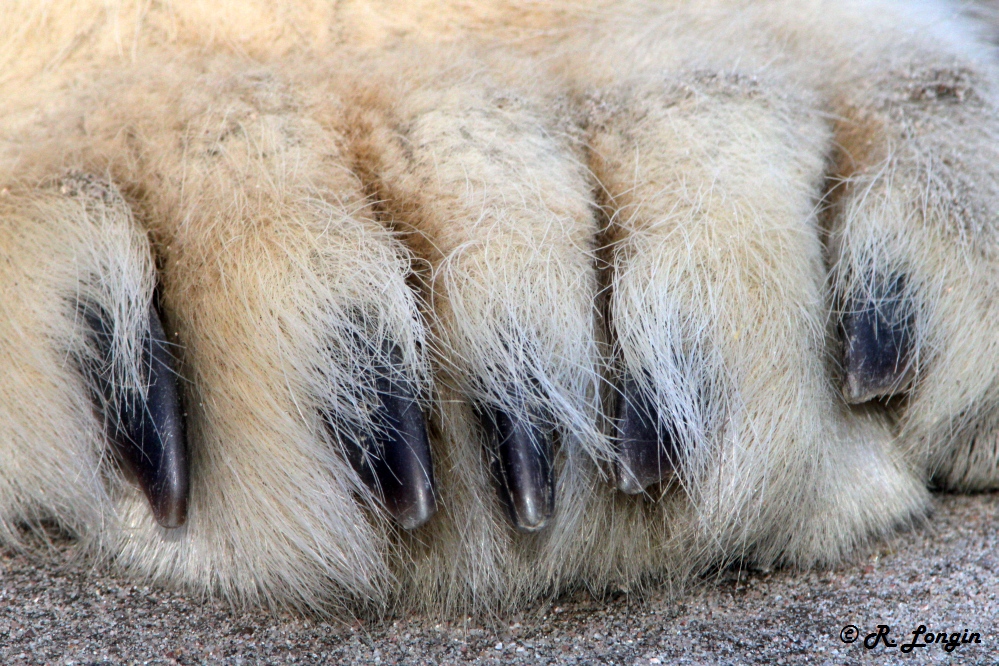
0,492 -> 995,665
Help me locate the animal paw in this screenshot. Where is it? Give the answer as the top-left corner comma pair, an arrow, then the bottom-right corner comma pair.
1,0 -> 997,615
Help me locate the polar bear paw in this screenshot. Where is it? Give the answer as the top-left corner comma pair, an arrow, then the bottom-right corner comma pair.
1,0 -> 997,615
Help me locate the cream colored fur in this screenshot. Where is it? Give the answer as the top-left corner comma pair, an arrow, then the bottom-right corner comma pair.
1,0 -> 997,615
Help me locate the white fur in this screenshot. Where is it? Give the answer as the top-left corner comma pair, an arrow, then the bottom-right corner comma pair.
0,0 -> 997,615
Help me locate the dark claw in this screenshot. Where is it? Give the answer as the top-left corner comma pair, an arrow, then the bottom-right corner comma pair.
614,375 -> 679,494
330,346 -> 436,530
480,406 -> 554,533
841,274 -> 914,404
84,303 -> 188,528
369,352 -> 436,530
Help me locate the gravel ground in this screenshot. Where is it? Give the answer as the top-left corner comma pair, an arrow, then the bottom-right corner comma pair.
0,492 -> 996,665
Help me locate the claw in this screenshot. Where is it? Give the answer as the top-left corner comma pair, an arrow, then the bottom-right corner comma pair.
369,351 -> 437,530
84,303 -> 188,528
841,274 -> 914,404
329,345 -> 436,531
614,374 -> 679,494
480,405 -> 554,533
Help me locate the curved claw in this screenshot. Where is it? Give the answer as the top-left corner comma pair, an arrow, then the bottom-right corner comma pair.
841,274 -> 914,404
480,406 -> 554,533
614,375 -> 678,495
85,303 -> 188,528
330,345 -> 436,531
369,355 -> 437,530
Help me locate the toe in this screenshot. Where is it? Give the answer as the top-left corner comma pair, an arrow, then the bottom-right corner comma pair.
359,58 -> 603,536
